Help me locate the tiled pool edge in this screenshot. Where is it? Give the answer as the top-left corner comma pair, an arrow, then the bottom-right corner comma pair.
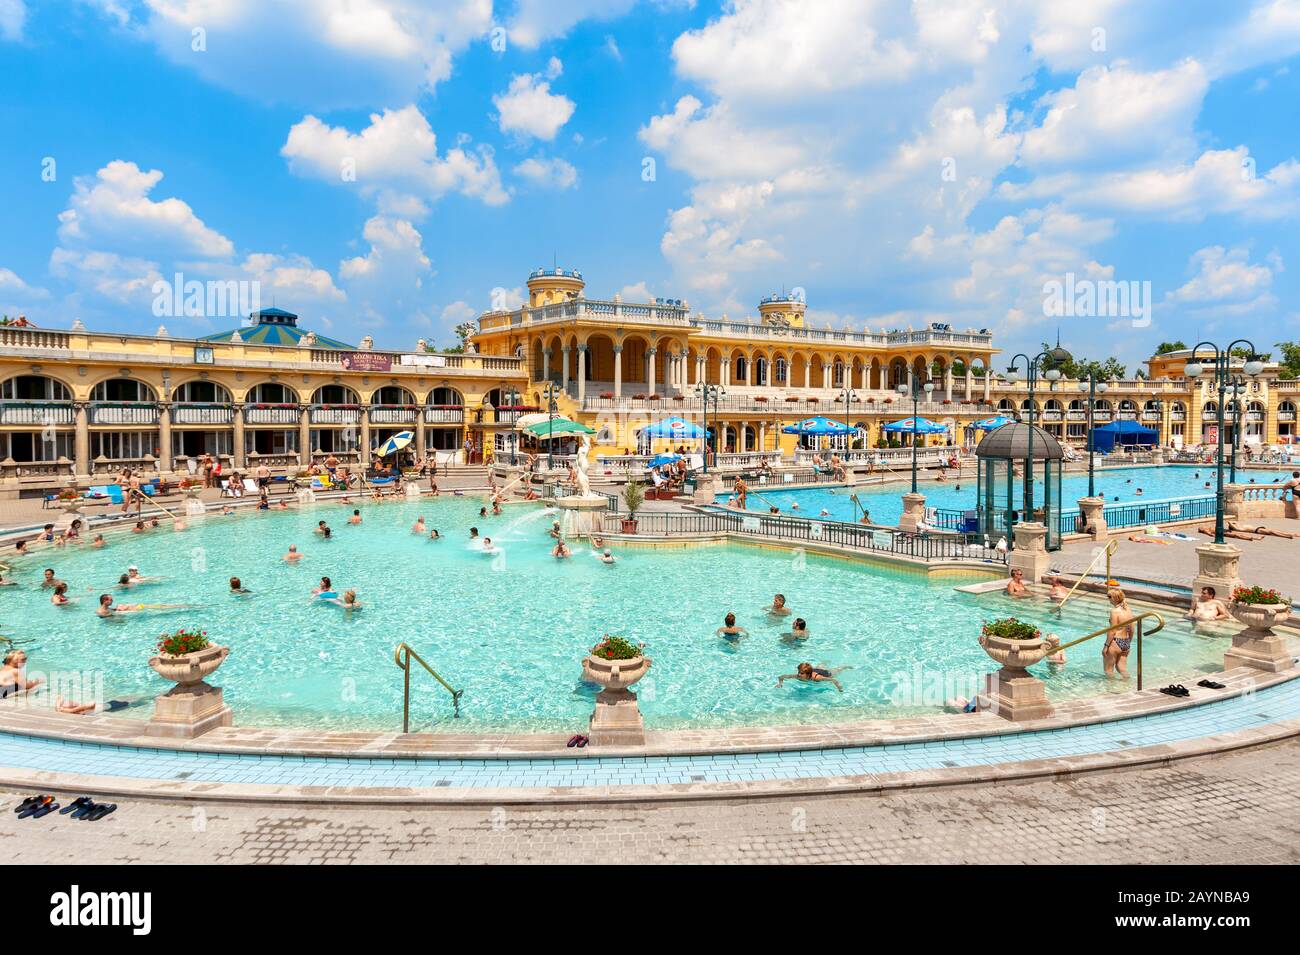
0,666 -> 1294,761
2,717 -> 1294,806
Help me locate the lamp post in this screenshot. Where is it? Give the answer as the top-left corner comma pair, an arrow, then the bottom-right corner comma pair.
836,386 -> 858,453
694,382 -> 725,474
1184,341 -> 1265,544
896,380 -> 935,493
542,381 -> 560,471
1076,374 -> 1108,498
1226,379 -> 1246,484
1005,345 -> 1070,520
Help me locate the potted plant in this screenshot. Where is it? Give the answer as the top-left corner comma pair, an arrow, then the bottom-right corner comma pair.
977,617 -> 1053,673
621,480 -> 644,533
785,396 -> 800,402
754,395 -> 768,403
56,487 -> 83,512
600,392 -> 614,399
148,627 -> 230,688
178,478 -> 202,497
673,394 -> 685,401
1229,585 -> 1291,633
645,393 -> 660,401
582,634 -> 651,693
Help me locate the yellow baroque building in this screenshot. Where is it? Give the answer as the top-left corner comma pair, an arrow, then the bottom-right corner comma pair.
2,272 -> 1296,496
471,269 -> 1299,461
0,308 -> 528,497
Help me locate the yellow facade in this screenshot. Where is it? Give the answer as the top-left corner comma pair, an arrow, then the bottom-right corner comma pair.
0,323 -> 527,495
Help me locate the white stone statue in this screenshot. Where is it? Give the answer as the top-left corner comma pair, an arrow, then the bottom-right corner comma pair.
574,434 -> 592,498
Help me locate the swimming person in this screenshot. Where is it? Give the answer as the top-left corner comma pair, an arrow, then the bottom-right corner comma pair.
429,529 -> 441,541
40,568 -> 59,589
715,612 -> 749,643
313,577 -> 337,599
50,582 -> 71,606
1047,573 -> 1069,602
126,566 -> 162,585
349,509 -> 363,525
781,618 -> 809,643
321,588 -> 362,611
412,516 -> 426,534
1103,587 -> 1134,679
552,540 -> 572,559
314,520 -> 330,535
598,548 -> 617,565
776,662 -> 849,692
96,594 -> 187,617
469,527 -> 479,540
229,576 -> 252,596
1045,633 -> 1066,666
283,545 -> 304,563
767,594 -> 791,617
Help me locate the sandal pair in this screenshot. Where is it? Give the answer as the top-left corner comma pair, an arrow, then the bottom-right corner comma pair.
1159,684 -> 1191,698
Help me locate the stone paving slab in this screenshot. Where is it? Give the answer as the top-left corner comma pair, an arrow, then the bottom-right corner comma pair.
2,738 -> 1296,863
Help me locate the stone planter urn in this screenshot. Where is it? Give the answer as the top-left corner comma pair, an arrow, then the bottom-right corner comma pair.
180,485 -> 202,498
1225,601 -> 1294,673
582,651 -> 652,746
146,644 -> 233,738
978,630 -> 1054,721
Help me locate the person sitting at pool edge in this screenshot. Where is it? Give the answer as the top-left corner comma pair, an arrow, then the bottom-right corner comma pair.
716,612 -> 748,643
776,662 -> 848,692
1,649 -> 43,699
1005,568 -> 1028,598
1186,585 -> 1230,622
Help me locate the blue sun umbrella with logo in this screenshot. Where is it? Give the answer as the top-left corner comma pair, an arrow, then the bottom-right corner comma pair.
374,431 -> 414,457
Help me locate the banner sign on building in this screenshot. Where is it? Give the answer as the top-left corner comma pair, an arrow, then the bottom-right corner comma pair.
339,352 -> 393,372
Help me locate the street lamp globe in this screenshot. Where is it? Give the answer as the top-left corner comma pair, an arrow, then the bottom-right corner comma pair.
1244,359 -> 1265,376
1076,380 -> 1088,392
896,383 -> 908,395
1005,368 -> 1020,382
1044,368 -> 1061,381
923,382 -> 934,394
1096,382 -> 1108,394
1184,362 -> 1204,378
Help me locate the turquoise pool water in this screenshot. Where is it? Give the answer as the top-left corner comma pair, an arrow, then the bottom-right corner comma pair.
0,495 -> 1248,733
722,465 -> 1295,524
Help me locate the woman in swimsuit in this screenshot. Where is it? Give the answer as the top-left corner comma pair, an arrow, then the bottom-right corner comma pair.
0,650 -> 43,699
1103,587 -> 1134,679
776,662 -> 849,692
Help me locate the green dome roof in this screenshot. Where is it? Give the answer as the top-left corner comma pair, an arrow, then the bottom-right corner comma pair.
201,308 -> 353,349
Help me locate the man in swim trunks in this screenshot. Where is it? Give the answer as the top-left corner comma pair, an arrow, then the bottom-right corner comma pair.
283,545 -> 304,562
1186,585 -> 1229,622
348,509 -> 362,525
1047,573 -> 1069,602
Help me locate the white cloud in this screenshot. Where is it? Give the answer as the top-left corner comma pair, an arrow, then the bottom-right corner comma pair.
282,106 -> 509,207
93,0 -> 494,108
339,215 -> 431,283
0,266 -> 47,298
514,156 -> 578,189
507,0 -> 639,48
617,281 -> 654,302
0,0 -> 26,41
48,248 -> 163,305
1167,245 -> 1278,314
639,96 -> 810,180
57,160 -> 235,258
1019,60 -> 1209,168
493,70 -> 575,141
440,300 -> 477,323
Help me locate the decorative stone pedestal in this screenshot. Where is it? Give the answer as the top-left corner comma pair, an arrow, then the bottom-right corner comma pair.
1077,496 -> 1107,541
582,653 -> 652,747
404,482 -> 421,500
1193,542 -> 1241,602
1150,447 -> 1165,465
898,492 -> 926,532
1224,603 -> 1295,673
182,495 -> 206,520
296,487 -> 316,505
978,633 -> 1054,721
1008,521 -> 1051,584
146,645 -> 233,739
691,474 -> 719,505
54,504 -> 85,532
554,494 -> 606,538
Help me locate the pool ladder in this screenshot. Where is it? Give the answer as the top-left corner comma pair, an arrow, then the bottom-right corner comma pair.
394,643 -> 463,732
1044,610 -> 1165,690
1054,538 -> 1120,613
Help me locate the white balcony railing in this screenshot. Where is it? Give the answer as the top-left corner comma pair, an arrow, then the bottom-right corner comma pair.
369,405 -> 418,425
172,403 -> 234,425
88,402 -> 159,425
424,406 -> 465,424
310,405 -> 361,425
0,400 -> 75,426
245,405 -> 301,425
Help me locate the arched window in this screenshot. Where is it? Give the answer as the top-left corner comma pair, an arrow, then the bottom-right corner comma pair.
774,358 -> 787,384
173,380 -> 232,403
1,375 -> 71,401
247,383 -> 299,404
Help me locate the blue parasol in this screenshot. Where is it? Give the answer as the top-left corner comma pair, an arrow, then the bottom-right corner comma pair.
882,416 -> 947,434
971,416 -> 1014,431
373,430 -> 414,457
641,416 -> 710,439
781,416 -> 851,435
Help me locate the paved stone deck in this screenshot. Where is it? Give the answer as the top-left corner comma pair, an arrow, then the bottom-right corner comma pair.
3,738 -> 1295,863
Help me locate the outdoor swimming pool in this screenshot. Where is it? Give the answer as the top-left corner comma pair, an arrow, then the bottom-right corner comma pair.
1,495 -> 1254,733
722,464 -> 1296,525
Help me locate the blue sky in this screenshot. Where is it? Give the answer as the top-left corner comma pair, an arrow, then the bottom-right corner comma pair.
2,0 -> 1300,373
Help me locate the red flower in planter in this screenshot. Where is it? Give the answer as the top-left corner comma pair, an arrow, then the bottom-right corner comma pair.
785,396 -> 800,402
672,395 -> 685,401
646,394 -> 660,400
600,392 -> 614,399
754,396 -> 768,402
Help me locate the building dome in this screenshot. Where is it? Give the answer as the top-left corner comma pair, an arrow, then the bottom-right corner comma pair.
974,422 -> 1063,460
200,307 -> 353,349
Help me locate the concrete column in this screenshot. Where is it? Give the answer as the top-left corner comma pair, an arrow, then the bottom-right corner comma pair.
542,348 -> 551,383
983,371 -> 991,403
1077,496 -> 1106,540
359,407 -> 372,466
966,368 -> 974,401
745,353 -> 753,387
722,356 -> 730,387
561,345 -> 571,390
298,406 -> 311,467
803,362 -> 811,389
577,344 -> 588,401
613,344 -> 623,397
229,404 -> 244,470
1008,521 -> 1051,584
822,364 -> 831,393
945,366 -> 954,402
415,414 -> 426,461
1194,542 -> 1241,611
73,402 -> 89,478
645,347 -> 656,394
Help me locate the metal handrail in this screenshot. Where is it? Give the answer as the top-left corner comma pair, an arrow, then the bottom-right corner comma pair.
1054,538 -> 1120,614
394,642 -> 462,731
1048,610 -> 1165,690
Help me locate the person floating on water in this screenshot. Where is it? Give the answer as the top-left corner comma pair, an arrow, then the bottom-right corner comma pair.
776,662 -> 849,692
96,594 -> 188,617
